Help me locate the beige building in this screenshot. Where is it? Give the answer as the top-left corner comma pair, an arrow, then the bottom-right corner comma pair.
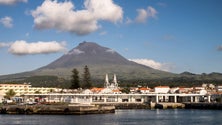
0,83 -> 57,102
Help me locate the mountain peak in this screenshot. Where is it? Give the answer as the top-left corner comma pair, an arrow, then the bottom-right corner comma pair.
78,41 -> 99,47
42,41 -> 132,69
67,41 -> 116,55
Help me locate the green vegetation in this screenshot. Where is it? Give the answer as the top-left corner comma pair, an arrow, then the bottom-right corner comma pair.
23,75 -> 70,88
70,68 -> 80,89
82,65 -> 92,89
1,70 -> 222,89
4,89 -> 16,100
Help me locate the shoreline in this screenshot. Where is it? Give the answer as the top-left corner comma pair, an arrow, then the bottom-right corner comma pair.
1,102 -> 222,115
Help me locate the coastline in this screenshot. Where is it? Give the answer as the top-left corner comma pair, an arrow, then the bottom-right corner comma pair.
1,102 -> 222,115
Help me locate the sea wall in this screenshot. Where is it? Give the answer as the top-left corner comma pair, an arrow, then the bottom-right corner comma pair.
151,103 -> 185,109
184,103 -> 222,110
0,104 -> 115,115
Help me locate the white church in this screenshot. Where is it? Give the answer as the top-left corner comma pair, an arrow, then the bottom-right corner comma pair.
104,74 -> 118,90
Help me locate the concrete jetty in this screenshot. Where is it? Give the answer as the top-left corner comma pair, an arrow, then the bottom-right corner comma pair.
0,104 -> 115,115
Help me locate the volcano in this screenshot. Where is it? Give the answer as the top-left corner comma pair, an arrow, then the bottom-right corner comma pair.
0,41 -> 175,81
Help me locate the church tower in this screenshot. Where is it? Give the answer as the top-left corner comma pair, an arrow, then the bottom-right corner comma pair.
104,74 -> 110,88
104,74 -> 119,89
113,74 -> 118,88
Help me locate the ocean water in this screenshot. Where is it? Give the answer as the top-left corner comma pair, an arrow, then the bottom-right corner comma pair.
0,109 -> 221,125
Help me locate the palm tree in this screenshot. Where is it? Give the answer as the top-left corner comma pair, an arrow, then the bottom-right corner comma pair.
4,89 -> 16,100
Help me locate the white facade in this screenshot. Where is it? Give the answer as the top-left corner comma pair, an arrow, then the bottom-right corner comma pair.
0,84 -> 31,96
154,86 -> 170,94
216,85 -> 222,92
104,74 -> 119,90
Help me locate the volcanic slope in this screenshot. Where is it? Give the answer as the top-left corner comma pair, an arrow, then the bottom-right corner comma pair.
35,42 -> 175,80
0,42 -> 175,80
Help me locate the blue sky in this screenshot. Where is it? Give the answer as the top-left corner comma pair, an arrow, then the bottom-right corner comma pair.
0,0 -> 222,75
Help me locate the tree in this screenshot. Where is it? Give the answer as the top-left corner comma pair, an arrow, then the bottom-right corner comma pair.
70,68 -> 80,89
4,89 -> 16,100
82,65 -> 92,89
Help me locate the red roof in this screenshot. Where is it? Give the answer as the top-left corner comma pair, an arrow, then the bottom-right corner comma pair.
139,87 -> 150,90
112,89 -> 121,92
91,87 -> 104,92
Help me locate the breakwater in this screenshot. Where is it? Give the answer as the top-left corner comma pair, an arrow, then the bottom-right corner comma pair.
0,104 -> 115,115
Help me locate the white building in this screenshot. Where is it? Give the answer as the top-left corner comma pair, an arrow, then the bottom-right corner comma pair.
216,85 -> 222,92
138,87 -> 150,94
154,86 -> 170,94
101,74 -> 120,94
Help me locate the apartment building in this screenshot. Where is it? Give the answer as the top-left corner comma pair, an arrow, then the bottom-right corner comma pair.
0,83 -> 57,102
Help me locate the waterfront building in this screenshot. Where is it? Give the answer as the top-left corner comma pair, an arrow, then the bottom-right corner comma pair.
0,83 -> 57,103
138,87 -> 150,94
177,87 -> 193,94
169,87 -> 179,94
154,86 -> 170,94
1,74 -> 221,104
216,85 -> 222,92
91,87 -> 104,93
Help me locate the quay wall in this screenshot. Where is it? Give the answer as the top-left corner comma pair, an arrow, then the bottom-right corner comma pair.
184,103 -> 222,110
152,102 -> 222,110
0,104 -> 115,115
153,103 -> 185,109
92,103 -> 150,109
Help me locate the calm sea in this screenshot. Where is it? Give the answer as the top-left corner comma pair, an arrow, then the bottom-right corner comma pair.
0,109 -> 221,125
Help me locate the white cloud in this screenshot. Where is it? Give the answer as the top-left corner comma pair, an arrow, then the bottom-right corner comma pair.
9,40 -> 66,55
135,6 -> 157,23
135,9 -> 148,23
67,49 -> 85,55
129,59 -> 174,72
0,16 -> 13,28
0,0 -> 27,5
0,42 -> 11,48
106,49 -> 115,54
31,0 -> 123,35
